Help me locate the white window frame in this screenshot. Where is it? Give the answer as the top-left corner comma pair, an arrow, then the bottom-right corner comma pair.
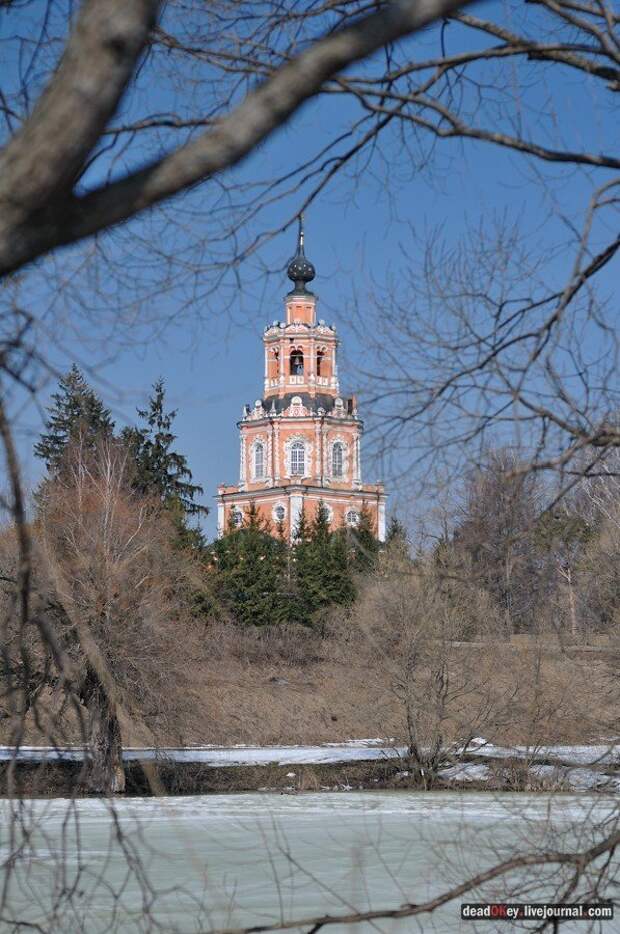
272,502 -> 287,524
327,436 -> 349,480
332,442 -> 344,478
254,442 -> 265,479
284,435 -> 313,479
290,440 -> 305,476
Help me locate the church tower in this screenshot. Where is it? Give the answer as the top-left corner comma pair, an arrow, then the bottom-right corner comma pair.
216,218 -> 386,541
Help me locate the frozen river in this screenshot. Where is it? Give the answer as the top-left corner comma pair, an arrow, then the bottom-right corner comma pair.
0,791 -> 616,932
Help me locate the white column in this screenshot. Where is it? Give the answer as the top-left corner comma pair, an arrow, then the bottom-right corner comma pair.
217,502 -> 225,538
378,500 -> 386,542
314,422 -> 321,481
279,337 -> 285,387
240,435 -> 246,488
290,493 -> 304,542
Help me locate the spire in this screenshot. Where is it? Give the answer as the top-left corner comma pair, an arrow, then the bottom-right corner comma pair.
287,214 -> 316,295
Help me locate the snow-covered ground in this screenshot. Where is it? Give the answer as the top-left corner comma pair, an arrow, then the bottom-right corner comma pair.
0,740 -> 405,766
1,739 -> 618,790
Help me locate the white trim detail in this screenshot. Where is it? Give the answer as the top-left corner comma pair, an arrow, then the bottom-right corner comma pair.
249,435 -> 269,482
283,434 -> 313,479
272,502 -> 287,524
327,435 -> 349,480
239,435 -> 246,487
378,501 -> 386,542
290,494 -> 304,541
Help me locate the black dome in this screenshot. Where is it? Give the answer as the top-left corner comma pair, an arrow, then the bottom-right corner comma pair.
287,215 -> 315,294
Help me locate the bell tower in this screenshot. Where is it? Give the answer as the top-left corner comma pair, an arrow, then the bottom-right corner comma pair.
217,217 -> 386,542
264,216 -> 339,401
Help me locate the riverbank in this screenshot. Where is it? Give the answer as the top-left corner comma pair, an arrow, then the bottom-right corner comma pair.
2,740 -> 619,797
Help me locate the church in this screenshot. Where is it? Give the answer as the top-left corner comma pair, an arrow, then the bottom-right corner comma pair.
216,219 -> 387,542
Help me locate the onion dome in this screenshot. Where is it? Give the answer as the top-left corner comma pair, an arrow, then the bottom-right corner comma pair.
287,214 -> 315,295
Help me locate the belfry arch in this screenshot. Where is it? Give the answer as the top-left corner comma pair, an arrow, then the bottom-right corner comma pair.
290,347 -> 304,376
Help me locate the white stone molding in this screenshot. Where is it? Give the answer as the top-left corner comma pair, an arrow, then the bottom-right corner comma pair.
378,500 -> 386,542
274,422 -> 281,481
315,422 -> 321,482
283,434 -> 313,479
249,434 -> 270,482
289,493 -> 304,541
285,395 -> 308,417
249,399 -> 265,420
239,435 -> 246,487
327,434 -> 350,481
272,501 -> 287,524
345,508 -> 360,527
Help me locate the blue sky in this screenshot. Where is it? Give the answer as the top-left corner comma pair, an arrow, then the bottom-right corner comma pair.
4,5 -> 617,538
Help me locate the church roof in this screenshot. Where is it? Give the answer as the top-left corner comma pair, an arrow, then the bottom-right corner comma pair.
262,393 -> 356,416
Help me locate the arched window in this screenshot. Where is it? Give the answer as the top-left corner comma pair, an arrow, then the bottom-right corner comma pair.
316,349 -> 325,376
290,441 -> 305,475
254,442 -> 264,479
345,509 -> 359,527
231,509 -> 243,528
332,442 -> 344,478
274,504 -> 286,523
290,348 -> 304,375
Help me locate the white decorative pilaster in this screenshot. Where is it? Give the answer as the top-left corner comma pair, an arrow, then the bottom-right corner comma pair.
217,502 -> 225,538
354,435 -> 362,486
290,493 -> 304,542
274,422 -> 280,481
240,435 -> 247,488
378,500 -> 386,542
314,422 -> 321,482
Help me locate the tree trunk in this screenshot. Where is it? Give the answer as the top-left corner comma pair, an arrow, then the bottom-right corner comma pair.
82,669 -> 125,795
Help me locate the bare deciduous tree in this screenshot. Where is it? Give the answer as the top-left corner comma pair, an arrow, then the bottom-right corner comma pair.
32,436 -> 200,792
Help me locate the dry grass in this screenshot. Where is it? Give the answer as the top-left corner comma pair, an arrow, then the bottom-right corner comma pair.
3,622 -> 614,750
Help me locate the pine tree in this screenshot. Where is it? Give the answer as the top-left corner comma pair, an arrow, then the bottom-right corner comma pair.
124,379 -> 206,517
35,365 -> 114,471
212,503 -> 289,626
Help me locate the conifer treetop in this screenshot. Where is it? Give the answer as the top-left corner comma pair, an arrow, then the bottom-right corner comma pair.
35,364 -> 114,471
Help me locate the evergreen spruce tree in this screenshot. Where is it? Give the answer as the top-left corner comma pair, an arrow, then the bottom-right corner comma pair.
292,502 -> 355,625
35,365 -> 114,471
212,503 -> 289,626
125,379 -> 205,515
350,504 -> 380,572
329,527 -> 357,604
386,515 -> 408,547
385,515 -> 410,559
